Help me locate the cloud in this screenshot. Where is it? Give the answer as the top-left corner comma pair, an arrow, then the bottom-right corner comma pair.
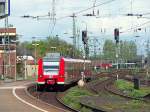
11,0 -> 50,16
1,0 -> 150,43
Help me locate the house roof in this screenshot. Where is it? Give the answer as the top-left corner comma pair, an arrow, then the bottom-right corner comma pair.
17,56 -> 34,61
0,28 -> 16,37
0,28 -> 16,33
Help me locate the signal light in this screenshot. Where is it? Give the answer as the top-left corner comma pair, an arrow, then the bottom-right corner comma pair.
114,28 -> 119,44
82,30 -> 88,44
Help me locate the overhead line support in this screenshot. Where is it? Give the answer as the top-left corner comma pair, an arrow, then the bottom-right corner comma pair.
70,13 -> 77,58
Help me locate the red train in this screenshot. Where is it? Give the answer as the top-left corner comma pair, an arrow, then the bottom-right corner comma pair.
37,53 -> 91,90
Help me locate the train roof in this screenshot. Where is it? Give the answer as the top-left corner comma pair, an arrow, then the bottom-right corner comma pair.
63,58 -> 91,63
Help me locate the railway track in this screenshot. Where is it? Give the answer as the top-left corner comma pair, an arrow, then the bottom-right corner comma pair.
27,84 -> 76,112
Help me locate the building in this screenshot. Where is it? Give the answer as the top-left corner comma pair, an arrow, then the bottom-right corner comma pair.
0,28 -> 16,80
17,55 -> 37,78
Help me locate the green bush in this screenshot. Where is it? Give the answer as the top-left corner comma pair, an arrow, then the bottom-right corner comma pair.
115,79 -> 150,98
115,79 -> 133,91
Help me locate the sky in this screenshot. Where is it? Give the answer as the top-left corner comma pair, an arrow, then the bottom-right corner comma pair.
0,0 -> 150,55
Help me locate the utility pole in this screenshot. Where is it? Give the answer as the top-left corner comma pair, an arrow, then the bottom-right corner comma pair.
0,0 -> 12,80
4,17 -> 11,80
94,38 -> 97,58
146,40 -> 150,78
51,0 -> 56,25
24,56 -> 27,80
146,40 -> 150,65
48,0 -> 56,35
77,28 -> 80,52
114,28 -> 120,69
32,37 -> 39,79
70,13 -> 77,58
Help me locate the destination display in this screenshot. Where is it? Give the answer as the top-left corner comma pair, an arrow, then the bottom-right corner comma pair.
43,53 -> 61,62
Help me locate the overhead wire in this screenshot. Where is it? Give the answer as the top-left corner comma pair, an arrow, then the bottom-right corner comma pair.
48,0 -> 118,21
48,0 -> 117,35
14,0 -> 150,38
74,0 -> 117,15
92,0 -> 97,15
120,20 -> 150,33
16,0 -> 118,23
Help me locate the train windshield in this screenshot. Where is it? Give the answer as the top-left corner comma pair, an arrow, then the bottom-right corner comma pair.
43,61 -> 59,75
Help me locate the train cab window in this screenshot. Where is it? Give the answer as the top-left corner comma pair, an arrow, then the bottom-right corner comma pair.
43,62 -> 59,75
43,65 -> 59,70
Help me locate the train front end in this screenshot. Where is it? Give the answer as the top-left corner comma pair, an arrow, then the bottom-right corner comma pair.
37,53 -> 65,89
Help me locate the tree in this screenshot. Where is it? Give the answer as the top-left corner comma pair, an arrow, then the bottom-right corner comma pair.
18,36 -> 82,59
102,40 -> 137,62
16,41 -> 32,56
103,40 -> 116,60
120,41 -> 137,61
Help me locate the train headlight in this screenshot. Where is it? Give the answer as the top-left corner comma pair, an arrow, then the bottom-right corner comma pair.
39,74 -> 43,78
60,74 -> 64,78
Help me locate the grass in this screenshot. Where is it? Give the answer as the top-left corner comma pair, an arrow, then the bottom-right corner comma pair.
62,77 -> 108,111
62,79 -> 150,112
103,100 -> 150,112
115,79 -> 150,98
80,107 -> 93,112
122,100 -> 150,112
62,86 -> 93,111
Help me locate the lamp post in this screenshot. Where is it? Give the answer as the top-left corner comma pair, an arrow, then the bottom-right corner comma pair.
83,55 -> 86,78
10,39 -> 19,81
23,55 -> 28,80
32,43 -> 39,80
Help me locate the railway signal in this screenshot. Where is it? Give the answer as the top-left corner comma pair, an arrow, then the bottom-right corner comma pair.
82,30 -> 88,44
114,28 -> 120,70
114,28 -> 119,44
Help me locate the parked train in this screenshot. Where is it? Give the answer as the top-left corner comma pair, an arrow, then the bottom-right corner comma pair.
37,53 -> 91,90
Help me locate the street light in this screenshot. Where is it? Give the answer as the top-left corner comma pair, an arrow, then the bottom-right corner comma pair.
23,55 -> 28,80
32,43 -> 39,80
